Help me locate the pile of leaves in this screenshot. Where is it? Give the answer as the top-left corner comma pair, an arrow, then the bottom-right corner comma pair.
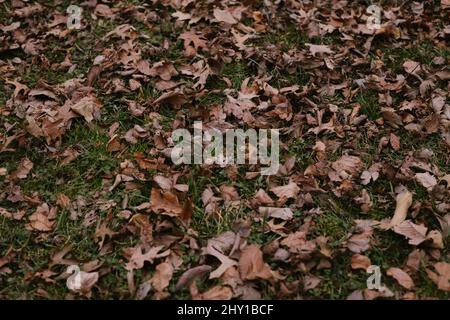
0,0 -> 449,299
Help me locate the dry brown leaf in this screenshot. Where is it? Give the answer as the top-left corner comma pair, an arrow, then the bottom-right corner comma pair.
70,96 -> 102,123
125,245 -> 170,271
387,267 -> 415,289
213,9 -> 238,24
26,203 -> 57,232
258,207 -> 293,220
253,189 -> 274,206
153,175 -> 173,190
388,191 -> 413,228
150,262 -> 173,292
179,31 -> 208,57
306,44 -> 333,56
390,133 -> 400,151
303,275 -> 321,291
203,232 -> 238,279
347,232 -> 371,253
193,285 -> 233,300
351,254 -> 371,271
175,265 -> 212,290
354,189 -> 372,213
360,163 -> 382,185
403,60 -> 421,75
270,182 -> 300,199
11,157 -> 33,180
415,172 -> 437,190
331,155 -> 362,178
150,188 -> 183,217
219,185 -> 240,202
153,90 -> 186,108
426,262 -> 450,292
393,220 -> 427,245
238,245 -> 273,281
14,4 -> 44,17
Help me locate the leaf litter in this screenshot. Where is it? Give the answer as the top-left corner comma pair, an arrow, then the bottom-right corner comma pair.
0,0 -> 449,300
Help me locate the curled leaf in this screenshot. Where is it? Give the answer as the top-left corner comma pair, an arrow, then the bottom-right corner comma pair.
388,191 -> 413,228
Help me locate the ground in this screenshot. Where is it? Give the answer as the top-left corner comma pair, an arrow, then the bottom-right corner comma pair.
0,0 -> 449,300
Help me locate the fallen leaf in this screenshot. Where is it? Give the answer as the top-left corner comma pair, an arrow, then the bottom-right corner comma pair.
239,245 -> 273,281
150,188 -> 184,217
426,262 -> 450,292
125,245 -> 171,271
203,232 -> 238,279
415,172 -> 437,190
150,262 -> 173,292
347,232 -> 371,253
193,285 -> 233,300
10,157 -> 33,180
403,60 -> 421,75
175,265 -> 212,290
351,254 -> 371,271
258,207 -> 293,220
387,267 -> 415,289
306,44 -> 334,56
70,96 -> 102,123
388,191 -> 413,228
26,203 -> 57,232
390,133 -> 400,151
393,220 -> 427,245
213,9 -> 238,24
303,275 -> 321,291
331,155 -> 362,179
443,0 -> 450,9
360,163 -> 382,185
270,182 -> 300,199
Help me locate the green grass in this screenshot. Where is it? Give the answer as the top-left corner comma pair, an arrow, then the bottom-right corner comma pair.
355,90 -> 380,121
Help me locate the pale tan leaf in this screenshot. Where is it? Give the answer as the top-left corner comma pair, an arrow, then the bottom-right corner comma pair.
415,172 -> 437,190
351,254 -> 371,271
270,182 -> 300,199
150,262 -> 173,292
387,267 -> 415,289
213,9 -> 238,24
393,220 -> 427,245
388,191 -> 413,228
258,207 -> 293,220
239,245 -> 273,281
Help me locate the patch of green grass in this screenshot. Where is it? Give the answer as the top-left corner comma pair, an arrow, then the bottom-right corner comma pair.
0,122 -> 117,206
191,205 -> 247,242
222,61 -> 252,90
196,92 -> 226,106
379,42 -> 439,75
355,89 -> 380,121
255,24 -> 309,51
269,65 -> 310,88
310,254 -> 367,299
313,208 -> 353,249
290,136 -> 316,170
